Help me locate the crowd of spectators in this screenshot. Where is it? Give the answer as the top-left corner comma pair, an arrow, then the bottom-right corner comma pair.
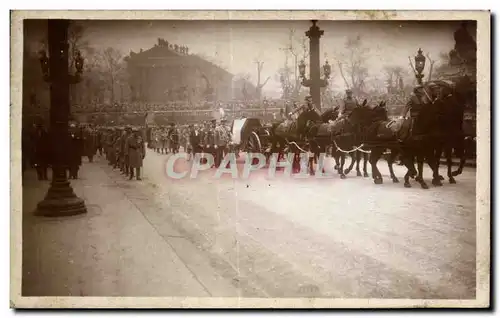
65,99 -> 284,114
25,92 -> 409,116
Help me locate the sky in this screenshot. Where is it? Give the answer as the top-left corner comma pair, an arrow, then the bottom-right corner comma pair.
25,19 -> 475,98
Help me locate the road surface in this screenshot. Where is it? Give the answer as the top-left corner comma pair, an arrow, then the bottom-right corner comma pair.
99,147 -> 476,299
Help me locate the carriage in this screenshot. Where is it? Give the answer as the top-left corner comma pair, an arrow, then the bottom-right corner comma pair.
229,117 -> 272,155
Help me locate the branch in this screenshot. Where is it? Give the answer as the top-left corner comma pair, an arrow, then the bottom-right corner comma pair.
337,61 -> 350,88
426,53 -> 435,81
261,76 -> 271,88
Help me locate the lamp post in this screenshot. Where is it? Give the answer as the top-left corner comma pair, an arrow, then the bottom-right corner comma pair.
414,48 -> 426,85
35,20 -> 87,217
298,20 -> 330,111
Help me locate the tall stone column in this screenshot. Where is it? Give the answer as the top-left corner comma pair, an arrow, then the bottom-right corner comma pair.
307,21 -> 323,109
36,19 -> 87,217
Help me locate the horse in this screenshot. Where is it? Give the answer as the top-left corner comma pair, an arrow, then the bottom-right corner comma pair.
326,100 -> 373,179
269,105 -> 345,174
315,107 -> 370,178
358,102 -> 411,185
431,83 -> 471,184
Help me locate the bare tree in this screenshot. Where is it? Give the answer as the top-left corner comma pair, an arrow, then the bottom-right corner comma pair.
276,65 -> 294,99
426,53 -> 436,81
233,73 -> 252,100
99,47 -> 125,103
337,35 -> 369,95
254,59 -> 270,100
382,65 -> 406,93
282,28 -> 309,98
68,22 -> 91,70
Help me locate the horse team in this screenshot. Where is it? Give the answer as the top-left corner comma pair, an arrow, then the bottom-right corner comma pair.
262,83 -> 473,189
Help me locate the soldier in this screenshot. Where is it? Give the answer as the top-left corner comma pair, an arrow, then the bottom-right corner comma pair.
128,128 -> 146,180
114,127 -> 125,170
122,126 -> 133,176
203,119 -> 217,166
338,89 -> 358,118
189,124 -> 202,161
95,127 -> 104,156
168,123 -> 179,154
160,127 -> 169,154
82,124 -> 97,163
400,85 -> 429,137
106,128 -> 117,166
31,123 -> 50,181
68,122 -> 84,179
214,119 -> 229,168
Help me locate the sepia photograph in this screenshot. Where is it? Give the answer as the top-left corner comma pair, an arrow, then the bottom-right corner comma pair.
10,10 -> 490,308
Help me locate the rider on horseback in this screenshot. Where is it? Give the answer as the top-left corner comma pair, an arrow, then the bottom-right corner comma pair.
400,84 -> 432,138
338,89 -> 358,118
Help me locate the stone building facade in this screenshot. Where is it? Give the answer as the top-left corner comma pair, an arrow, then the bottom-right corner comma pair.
125,38 -> 235,104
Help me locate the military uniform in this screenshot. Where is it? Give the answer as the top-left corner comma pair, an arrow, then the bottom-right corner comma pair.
214,121 -> 229,167
401,87 -> 426,137
127,128 -> 145,180
204,120 -> 217,166
68,124 -> 84,179
339,94 -> 357,118
189,125 -> 202,160
160,128 -> 168,154
83,126 -> 97,163
32,125 -> 50,181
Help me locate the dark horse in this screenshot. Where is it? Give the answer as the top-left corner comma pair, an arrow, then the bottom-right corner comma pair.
317,107 -> 370,178
325,100 -> 374,179
432,82 -> 471,184
269,106 -> 337,173
358,102 -> 413,185
361,95 -> 443,189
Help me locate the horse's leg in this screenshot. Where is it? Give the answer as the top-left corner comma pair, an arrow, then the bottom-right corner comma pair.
354,151 -> 363,177
434,141 -> 445,181
429,141 -> 443,186
362,152 -> 369,177
387,148 -> 400,183
292,152 -> 299,174
339,153 -> 346,179
452,136 -> 467,176
415,145 -> 429,189
399,146 -> 413,188
369,147 -> 383,184
445,145 -> 456,184
332,146 -> 340,170
344,151 -> 356,175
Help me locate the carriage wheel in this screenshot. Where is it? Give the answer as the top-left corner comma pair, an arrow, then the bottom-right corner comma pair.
246,131 -> 262,154
246,131 -> 262,165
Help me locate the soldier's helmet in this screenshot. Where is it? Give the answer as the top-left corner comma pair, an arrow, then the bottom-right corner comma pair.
305,95 -> 312,101
346,89 -> 352,95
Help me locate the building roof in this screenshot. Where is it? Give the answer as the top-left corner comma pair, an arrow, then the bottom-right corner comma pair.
125,39 -> 233,80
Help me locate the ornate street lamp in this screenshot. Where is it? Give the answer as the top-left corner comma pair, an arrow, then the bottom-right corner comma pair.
299,60 -> 330,91
323,60 -> 331,79
35,20 -> 87,217
414,48 -> 426,85
298,60 -> 306,79
299,20 -> 328,110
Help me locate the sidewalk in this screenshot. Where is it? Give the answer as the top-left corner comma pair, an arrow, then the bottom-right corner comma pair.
21,157 -> 211,297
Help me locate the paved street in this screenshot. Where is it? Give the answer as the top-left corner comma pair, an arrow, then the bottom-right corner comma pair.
22,148 -> 476,298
